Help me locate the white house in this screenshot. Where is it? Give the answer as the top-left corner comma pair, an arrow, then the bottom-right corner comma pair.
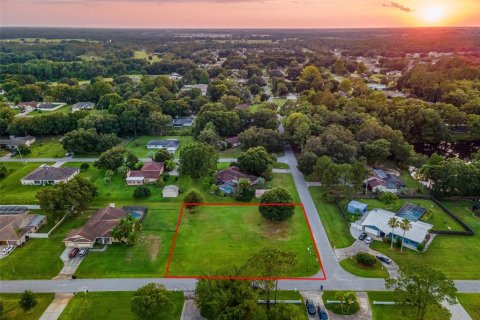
146,139 -> 180,152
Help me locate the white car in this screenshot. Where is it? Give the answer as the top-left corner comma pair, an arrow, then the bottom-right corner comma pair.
364,237 -> 373,244
2,245 -> 15,255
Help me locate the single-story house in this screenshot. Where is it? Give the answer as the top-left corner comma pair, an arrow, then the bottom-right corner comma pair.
126,162 -> 164,186
0,213 -> 46,246
72,102 -> 95,112
223,136 -> 240,148
172,117 -> 194,128
163,185 -> 179,198
36,102 -> 66,111
63,204 -> 147,248
347,200 -> 368,214
360,208 -> 433,248
216,166 -> 259,194
16,101 -> 38,109
0,136 -> 36,151
146,139 -> 180,152
367,83 -> 387,91
181,84 -> 208,95
365,168 -> 405,194
169,73 -> 183,80
21,166 -> 79,186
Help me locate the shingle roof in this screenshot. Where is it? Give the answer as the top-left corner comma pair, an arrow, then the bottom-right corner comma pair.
141,162 -> 164,172
22,167 -> 79,181
64,207 -> 130,243
216,166 -> 258,185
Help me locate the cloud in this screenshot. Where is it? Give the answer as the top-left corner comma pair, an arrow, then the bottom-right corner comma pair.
382,1 -> 413,13
4,0 -> 269,3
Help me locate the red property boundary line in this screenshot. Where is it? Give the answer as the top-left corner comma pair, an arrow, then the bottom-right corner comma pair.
164,202 -> 327,281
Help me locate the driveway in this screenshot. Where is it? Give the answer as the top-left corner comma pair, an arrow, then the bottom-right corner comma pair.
55,248 -> 85,279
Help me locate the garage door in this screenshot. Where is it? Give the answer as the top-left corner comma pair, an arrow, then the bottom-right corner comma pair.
365,227 -> 380,236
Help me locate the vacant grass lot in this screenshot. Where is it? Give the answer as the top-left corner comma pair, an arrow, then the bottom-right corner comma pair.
75,206 -> 179,278
0,162 -> 54,204
371,201 -> 479,280
133,50 -> 161,63
58,291 -> 184,320
124,135 -> 194,158
21,136 -> 65,158
0,293 -> 54,320
309,187 -> 354,248
166,204 -> 319,277
28,105 -> 71,116
457,294 -> 480,319
358,198 -> 464,231
0,212 -> 90,279
367,291 -> 449,320
339,257 -> 389,278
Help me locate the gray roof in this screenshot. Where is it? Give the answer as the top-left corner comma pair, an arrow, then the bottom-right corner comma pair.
0,136 -> 35,146
0,206 -> 29,215
72,102 -> 95,109
146,140 -> 180,148
27,215 -> 46,228
172,118 -> 193,125
22,167 -> 79,181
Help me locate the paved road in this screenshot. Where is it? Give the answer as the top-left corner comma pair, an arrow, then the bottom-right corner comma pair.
0,157 -> 238,163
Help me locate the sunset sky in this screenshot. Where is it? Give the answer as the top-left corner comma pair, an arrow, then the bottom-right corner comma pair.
1,0 -> 479,28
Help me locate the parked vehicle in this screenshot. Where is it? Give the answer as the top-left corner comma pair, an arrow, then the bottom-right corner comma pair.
69,248 -> 79,259
358,232 -> 367,240
318,305 -> 329,320
364,237 -> 373,244
1,245 -> 14,255
376,254 -> 392,265
306,299 -> 316,315
78,248 -> 89,257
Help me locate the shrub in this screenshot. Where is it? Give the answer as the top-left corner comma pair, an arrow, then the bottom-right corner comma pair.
156,178 -> 165,188
133,186 -> 151,199
395,236 -> 402,248
80,163 -> 90,172
184,189 -> 204,212
420,210 -> 433,222
378,192 -> 399,205
355,252 -> 376,267
417,242 -> 425,252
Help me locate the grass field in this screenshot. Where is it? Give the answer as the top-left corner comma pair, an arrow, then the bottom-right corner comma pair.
339,257 -> 389,278
258,291 -> 307,319
28,105 -> 71,116
58,291 -> 184,320
75,206 -> 179,278
124,135 -> 194,158
457,294 -> 480,319
218,147 -> 243,158
0,162 -> 54,204
309,187 -> 355,248
0,212 -> 90,279
357,198 -> 465,231
20,136 -> 65,158
367,291 -> 449,320
371,200 -> 480,280
0,293 -> 54,320
134,50 -> 161,63
166,204 -> 319,277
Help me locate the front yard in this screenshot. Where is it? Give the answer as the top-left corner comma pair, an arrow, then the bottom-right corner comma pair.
18,136 -> 65,158
123,135 -> 194,158
371,201 -> 480,280
166,204 -> 320,277
0,293 -> 54,320
58,291 -> 184,320
457,294 -> 480,319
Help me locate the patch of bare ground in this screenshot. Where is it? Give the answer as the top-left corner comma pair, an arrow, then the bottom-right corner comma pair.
146,235 -> 160,262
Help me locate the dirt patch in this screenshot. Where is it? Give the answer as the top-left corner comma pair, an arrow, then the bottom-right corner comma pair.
146,235 -> 161,262
262,219 -> 291,240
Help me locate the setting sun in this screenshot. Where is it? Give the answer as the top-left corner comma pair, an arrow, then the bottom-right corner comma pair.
421,5 -> 446,24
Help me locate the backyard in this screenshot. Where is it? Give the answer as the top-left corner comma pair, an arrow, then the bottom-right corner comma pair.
0,293 -> 54,320
371,200 -> 479,280
0,162 -> 54,204
166,203 -> 320,277
58,291 -> 184,320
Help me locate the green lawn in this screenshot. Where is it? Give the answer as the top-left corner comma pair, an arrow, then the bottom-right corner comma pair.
124,135 -> 194,158
309,187 -> 355,249
167,204 -> 319,277
339,257 -> 389,278
75,206 -> 180,278
0,162 -> 54,204
371,200 -> 479,280
258,291 -> 307,319
273,162 -> 289,169
0,293 -> 54,320
218,147 -> 243,158
399,171 -> 430,194
0,212 -> 91,279
457,294 -> 480,319
322,291 -> 360,315
20,137 -> 65,158
357,198 -> 464,231
367,291 -> 449,320
58,291 -> 184,320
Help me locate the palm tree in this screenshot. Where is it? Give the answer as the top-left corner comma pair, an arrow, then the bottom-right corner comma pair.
400,218 -> 412,252
388,217 -> 399,249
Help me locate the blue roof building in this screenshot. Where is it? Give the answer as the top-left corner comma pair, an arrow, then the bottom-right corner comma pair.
347,200 -> 368,214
